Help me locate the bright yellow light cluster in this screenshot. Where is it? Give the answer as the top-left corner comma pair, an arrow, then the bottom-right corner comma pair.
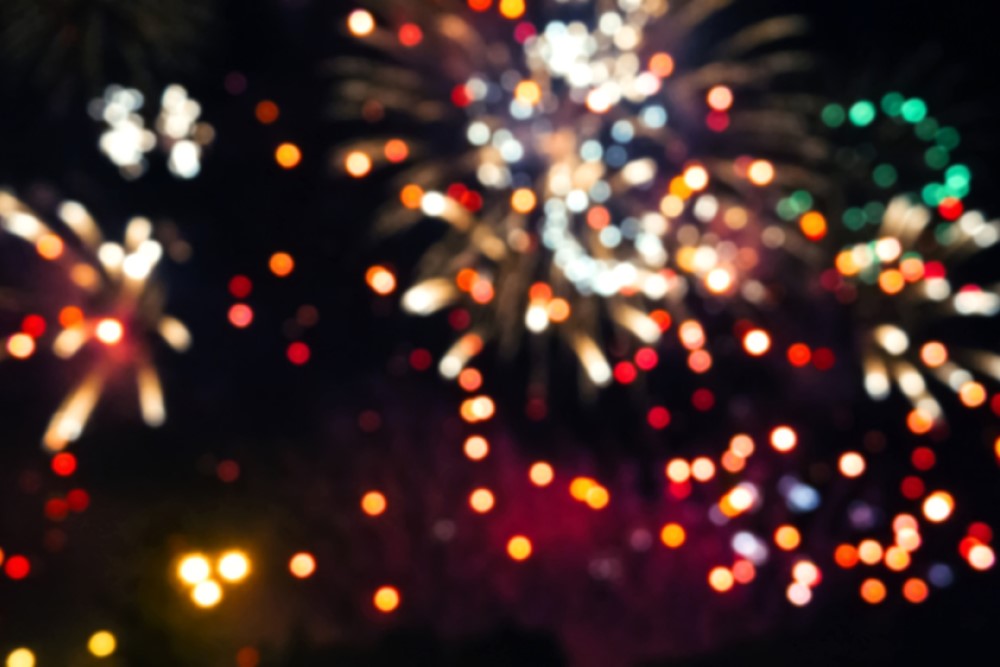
176,549 -> 251,608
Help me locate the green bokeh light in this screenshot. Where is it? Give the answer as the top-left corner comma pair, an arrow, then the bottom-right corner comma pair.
822,104 -> 846,128
881,92 -> 905,116
843,208 -> 866,231
872,164 -> 898,188
901,98 -> 928,123
925,146 -> 950,170
849,101 -> 877,127
936,127 -> 961,150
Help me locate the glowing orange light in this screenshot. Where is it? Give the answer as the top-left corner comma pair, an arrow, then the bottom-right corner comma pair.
6,333 -> 35,359
708,567 -> 735,592
770,426 -> 797,453
547,298 -> 571,323
858,539 -> 883,565
879,269 -> 906,295
968,544 -> 995,571
706,86 -> 734,111
747,160 -> 775,186
400,184 -> 424,209
511,188 -> 537,214
463,435 -> 489,461
920,341 -> 948,368
906,409 -> 935,435
519,463 -> 554,491
787,343 -> 812,367
959,382 -> 987,408
585,485 -> 610,510
373,585 -> 400,612
569,477 -> 597,501
499,0 -> 525,19
59,306 -> 84,328
514,80 -> 543,106
774,525 -> 801,551
659,523 -> 686,548
36,233 -> 64,260
732,560 -> 756,584
799,212 -> 828,241
255,100 -> 279,125
345,151 -> 373,178
468,0 -> 492,10
743,329 -> 771,356
903,578 -> 929,604
834,544 -> 859,569
269,252 -> 295,277
839,452 -> 866,478
275,143 -> 302,169
860,578 -> 887,604
705,268 -> 733,294
507,535 -> 532,561
458,368 -> 483,392
361,491 -> 387,517
365,265 -> 396,295
289,553 -> 316,578
884,546 -> 911,572
792,560 -> 821,587
648,53 -> 675,78
469,488 -> 495,513
384,139 -> 409,163
397,23 -> 423,47
730,434 -> 755,458
95,319 -> 124,345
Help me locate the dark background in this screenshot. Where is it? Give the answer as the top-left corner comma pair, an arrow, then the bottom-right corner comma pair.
1,1 -> 999,664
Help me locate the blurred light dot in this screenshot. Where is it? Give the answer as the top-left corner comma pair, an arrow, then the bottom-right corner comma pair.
88,631 -> 117,658
345,151 -> 372,178
469,488 -> 495,513
361,491 -> 387,516
52,452 -> 77,477
706,86 -> 733,111
747,160 -> 775,186
860,578 -> 887,604
507,535 -> 532,561
384,139 -> 409,163
708,567 -> 734,592
398,23 -> 423,47
192,580 -> 223,608
775,525 -> 801,551
36,233 -> 64,260
287,342 -> 311,365
373,586 -> 400,612
923,491 -> 954,523
4,555 -> 29,580
649,53 -> 675,78
178,555 -> 211,585
463,435 -> 489,461
529,462 -> 554,487
95,318 -> 124,345
289,552 -> 316,578
835,544 -> 859,569
839,452 -> 866,478
660,523 -> 686,548
275,143 -> 302,169
269,252 -> 295,277
6,333 -> 35,359
969,544 -> 995,571
228,304 -> 254,328
770,426 -> 797,452
366,265 -> 396,295
743,329 -> 771,356
347,9 -> 376,36
903,578 -> 929,604
858,539 -> 884,565
666,459 -> 691,484
787,582 -> 812,606
216,551 -> 250,583
5,649 -> 34,667
255,100 -> 279,125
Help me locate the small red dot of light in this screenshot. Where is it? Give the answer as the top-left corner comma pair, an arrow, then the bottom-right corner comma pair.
66,489 -> 90,512
447,183 -> 468,200
51,452 -> 77,477
990,394 -> 1000,417
706,111 -> 730,132
287,342 -> 311,365
911,447 -> 936,471
968,522 -> 993,544
448,308 -> 471,331
229,275 -> 253,299
900,476 -> 925,500
409,348 -> 433,371
692,388 -> 715,411
451,85 -> 471,108
45,498 -> 69,521
398,23 -> 423,46
5,555 -> 30,580
614,361 -> 638,384
647,406 -> 671,430
812,348 -> 835,371
938,197 -> 964,221
460,190 -> 483,212
21,314 -> 46,338
669,481 -> 692,500
513,22 -> 536,43
635,348 -> 659,371
217,460 -> 241,483
228,304 -> 254,329
787,343 -> 812,367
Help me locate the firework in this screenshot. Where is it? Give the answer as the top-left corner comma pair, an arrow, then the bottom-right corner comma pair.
769,94 -> 1000,431
0,191 -> 191,450
89,83 -> 215,179
340,0 -> 821,389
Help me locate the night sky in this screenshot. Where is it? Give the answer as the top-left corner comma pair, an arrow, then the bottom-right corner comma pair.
1,1 -> 999,665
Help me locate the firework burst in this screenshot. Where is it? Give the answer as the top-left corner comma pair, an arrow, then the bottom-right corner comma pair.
339,0 -> 821,389
0,191 -> 191,450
